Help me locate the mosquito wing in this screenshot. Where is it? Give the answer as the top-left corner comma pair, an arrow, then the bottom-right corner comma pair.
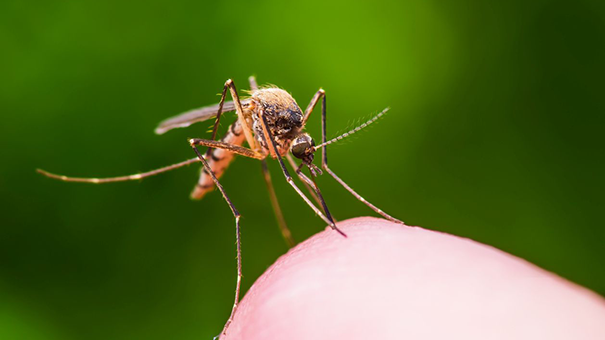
155,100 -> 249,135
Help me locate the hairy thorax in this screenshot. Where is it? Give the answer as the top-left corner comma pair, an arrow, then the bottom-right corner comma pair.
246,88 -> 304,156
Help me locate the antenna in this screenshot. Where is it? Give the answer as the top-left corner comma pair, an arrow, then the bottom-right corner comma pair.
314,107 -> 390,150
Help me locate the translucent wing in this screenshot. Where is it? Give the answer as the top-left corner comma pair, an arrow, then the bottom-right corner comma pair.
155,100 -> 249,135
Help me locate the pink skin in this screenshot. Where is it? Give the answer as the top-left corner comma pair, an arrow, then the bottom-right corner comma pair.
223,217 -> 605,339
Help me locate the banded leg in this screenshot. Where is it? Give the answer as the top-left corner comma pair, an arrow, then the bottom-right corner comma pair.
319,92 -> 404,224
258,112 -> 346,237
36,157 -> 200,183
261,159 -> 295,247
188,141 -> 244,337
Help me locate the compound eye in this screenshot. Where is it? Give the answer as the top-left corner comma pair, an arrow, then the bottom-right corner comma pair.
291,140 -> 309,159
291,134 -> 315,159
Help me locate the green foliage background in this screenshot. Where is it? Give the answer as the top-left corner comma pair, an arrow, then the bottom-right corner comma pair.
1,0 -> 604,338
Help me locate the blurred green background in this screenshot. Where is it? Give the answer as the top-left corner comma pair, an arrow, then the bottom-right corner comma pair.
1,0 -> 604,338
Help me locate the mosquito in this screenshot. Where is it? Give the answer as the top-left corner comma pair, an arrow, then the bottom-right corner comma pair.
37,76 -> 403,337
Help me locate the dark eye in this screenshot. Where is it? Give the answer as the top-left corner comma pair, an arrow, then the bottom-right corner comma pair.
291,140 -> 310,159
291,134 -> 315,159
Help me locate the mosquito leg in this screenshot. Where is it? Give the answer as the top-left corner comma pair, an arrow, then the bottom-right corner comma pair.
292,163 -> 339,224
224,79 -> 259,152
208,76 -> 259,155
285,153 -> 322,207
260,159 -> 295,247
302,88 -> 325,126
189,136 -> 265,200
36,157 -> 200,183
189,138 -> 265,160
293,161 -> 311,186
258,113 -> 346,237
323,167 -> 402,223
205,81 -> 231,158
319,92 -> 404,224
189,142 -> 242,337
189,79 -> 248,199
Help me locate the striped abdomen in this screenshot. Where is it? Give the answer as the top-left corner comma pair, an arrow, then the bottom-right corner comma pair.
191,121 -> 246,199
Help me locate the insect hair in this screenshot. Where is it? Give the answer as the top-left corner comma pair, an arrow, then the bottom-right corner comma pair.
241,84 -> 284,95
314,107 -> 390,150
331,114 -> 375,146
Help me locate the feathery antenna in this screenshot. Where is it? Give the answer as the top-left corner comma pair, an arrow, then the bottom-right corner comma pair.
314,107 -> 390,150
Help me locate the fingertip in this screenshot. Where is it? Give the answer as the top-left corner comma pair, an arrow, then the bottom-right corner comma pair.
223,217 -> 605,340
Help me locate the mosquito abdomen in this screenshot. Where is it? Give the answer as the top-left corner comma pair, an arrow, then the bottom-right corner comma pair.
191,121 -> 246,200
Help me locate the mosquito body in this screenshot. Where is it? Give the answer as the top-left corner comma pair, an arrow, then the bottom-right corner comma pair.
37,76 -> 403,338
159,88 -> 307,200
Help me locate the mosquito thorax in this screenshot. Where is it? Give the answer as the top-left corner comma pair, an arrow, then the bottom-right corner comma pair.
291,133 -> 316,163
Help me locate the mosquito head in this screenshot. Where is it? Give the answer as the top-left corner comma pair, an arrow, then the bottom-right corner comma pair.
291,132 -> 316,163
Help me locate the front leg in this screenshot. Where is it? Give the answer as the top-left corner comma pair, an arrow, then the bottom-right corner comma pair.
286,153 -> 322,207
258,111 -> 346,237
319,91 -> 404,224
